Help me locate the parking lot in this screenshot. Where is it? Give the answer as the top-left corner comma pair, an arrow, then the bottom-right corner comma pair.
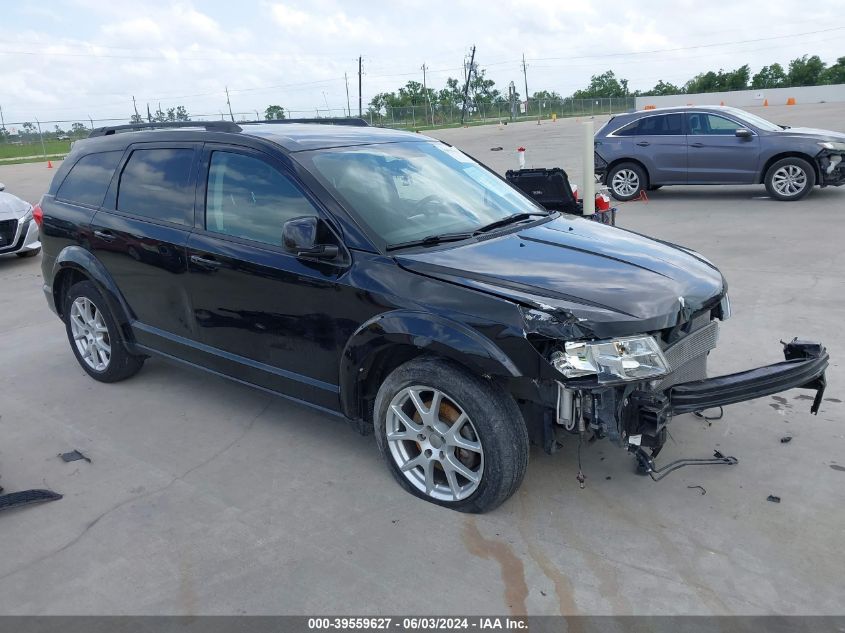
1,103 -> 843,615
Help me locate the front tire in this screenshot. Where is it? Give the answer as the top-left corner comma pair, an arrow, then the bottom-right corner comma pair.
63,280 -> 144,382
374,357 -> 529,513
764,157 -> 815,201
608,162 -> 647,201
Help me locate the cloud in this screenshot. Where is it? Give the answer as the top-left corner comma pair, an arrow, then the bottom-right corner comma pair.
0,0 -> 841,124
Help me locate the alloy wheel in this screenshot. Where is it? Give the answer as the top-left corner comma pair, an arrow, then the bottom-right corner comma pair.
611,169 -> 639,196
772,165 -> 807,197
69,297 -> 111,372
386,386 -> 484,501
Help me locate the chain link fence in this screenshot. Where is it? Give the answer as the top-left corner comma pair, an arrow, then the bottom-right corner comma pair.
373,97 -> 636,129
0,97 -> 635,163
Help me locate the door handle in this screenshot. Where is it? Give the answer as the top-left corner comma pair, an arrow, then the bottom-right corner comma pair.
636,141 -> 650,147
93,229 -> 116,241
190,255 -> 221,270
690,142 -> 704,148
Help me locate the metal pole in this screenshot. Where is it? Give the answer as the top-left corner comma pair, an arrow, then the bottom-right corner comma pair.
225,87 -> 235,122
358,56 -> 363,117
422,63 -> 434,126
582,120 -> 595,216
35,118 -> 47,160
460,45 -> 476,125
522,53 -> 529,108
345,72 -> 351,117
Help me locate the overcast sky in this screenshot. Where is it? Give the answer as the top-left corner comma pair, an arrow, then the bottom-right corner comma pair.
1,0 -> 843,125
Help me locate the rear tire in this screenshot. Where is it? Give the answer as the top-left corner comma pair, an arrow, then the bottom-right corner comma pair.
608,162 -> 647,201
16,248 -> 40,258
374,357 -> 529,513
764,157 -> 815,201
63,281 -> 144,383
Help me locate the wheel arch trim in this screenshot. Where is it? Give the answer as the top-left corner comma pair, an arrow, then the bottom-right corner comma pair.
759,151 -> 819,184
339,310 -> 521,420
51,246 -> 134,335
606,158 -> 651,186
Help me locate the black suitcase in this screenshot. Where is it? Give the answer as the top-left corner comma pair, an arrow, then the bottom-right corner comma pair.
505,167 -> 580,214
505,167 -> 616,225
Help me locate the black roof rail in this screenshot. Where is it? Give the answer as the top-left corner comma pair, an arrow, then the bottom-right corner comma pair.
88,121 -> 242,137
247,118 -> 369,127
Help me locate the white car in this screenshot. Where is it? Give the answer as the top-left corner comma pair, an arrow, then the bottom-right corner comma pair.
0,183 -> 41,258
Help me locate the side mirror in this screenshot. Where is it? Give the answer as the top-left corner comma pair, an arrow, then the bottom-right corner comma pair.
282,216 -> 339,260
735,128 -> 753,139
0,183 -> 5,192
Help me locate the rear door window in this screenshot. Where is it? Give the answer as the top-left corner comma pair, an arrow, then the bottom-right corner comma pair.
56,151 -> 123,207
614,114 -> 683,136
636,114 -> 683,135
117,148 -> 196,225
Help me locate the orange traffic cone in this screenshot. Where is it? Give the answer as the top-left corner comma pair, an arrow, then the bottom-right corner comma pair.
47,160 -> 53,169
786,97 -> 796,106
720,101 -> 725,106
763,99 -> 769,106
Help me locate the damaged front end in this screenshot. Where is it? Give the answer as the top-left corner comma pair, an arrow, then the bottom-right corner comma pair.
523,301 -> 829,479
817,143 -> 845,186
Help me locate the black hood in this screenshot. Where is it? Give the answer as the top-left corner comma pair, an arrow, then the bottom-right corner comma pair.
396,216 -> 726,337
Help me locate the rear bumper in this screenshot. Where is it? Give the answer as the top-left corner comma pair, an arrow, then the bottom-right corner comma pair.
594,152 -> 608,178
669,339 -> 828,415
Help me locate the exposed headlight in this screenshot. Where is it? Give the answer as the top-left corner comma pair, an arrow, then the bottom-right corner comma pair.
21,205 -> 33,223
551,335 -> 669,383
818,141 -> 845,151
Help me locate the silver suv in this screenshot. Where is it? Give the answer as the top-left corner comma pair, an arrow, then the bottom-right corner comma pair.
594,105 -> 845,202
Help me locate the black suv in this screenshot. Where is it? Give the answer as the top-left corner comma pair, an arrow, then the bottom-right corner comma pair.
38,120 -> 828,512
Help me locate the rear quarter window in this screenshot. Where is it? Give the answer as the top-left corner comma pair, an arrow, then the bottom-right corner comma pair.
55,151 -> 123,207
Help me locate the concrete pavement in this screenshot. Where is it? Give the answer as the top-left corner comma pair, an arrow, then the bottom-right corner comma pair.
0,103 -> 843,615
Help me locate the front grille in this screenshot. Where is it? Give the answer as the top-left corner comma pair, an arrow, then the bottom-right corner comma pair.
656,320 -> 719,390
0,219 -> 17,247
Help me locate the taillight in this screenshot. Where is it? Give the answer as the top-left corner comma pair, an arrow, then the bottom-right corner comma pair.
32,204 -> 43,227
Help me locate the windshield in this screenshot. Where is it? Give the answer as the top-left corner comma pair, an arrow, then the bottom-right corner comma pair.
305,141 -> 545,246
724,107 -> 782,132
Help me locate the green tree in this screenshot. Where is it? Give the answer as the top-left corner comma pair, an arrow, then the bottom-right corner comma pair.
638,79 -> 683,96
264,105 -> 285,120
572,71 -> 629,98
71,122 -> 88,136
822,56 -> 845,84
469,69 -> 500,105
130,113 -> 144,124
685,65 -> 749,93
438,77 -> 463,108
787,55 -> 826,86
751,63 -> 787,89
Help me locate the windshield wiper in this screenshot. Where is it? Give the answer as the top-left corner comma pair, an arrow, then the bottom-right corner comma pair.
386,232 -> 474,251
473,211 -> 549,235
